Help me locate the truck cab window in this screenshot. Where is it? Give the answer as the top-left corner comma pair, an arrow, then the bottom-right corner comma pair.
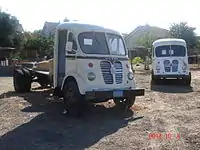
68,32 -> 77,50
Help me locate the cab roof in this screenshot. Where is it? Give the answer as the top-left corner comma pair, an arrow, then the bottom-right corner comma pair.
153,38 -> 187,47
56,22 -> 121,35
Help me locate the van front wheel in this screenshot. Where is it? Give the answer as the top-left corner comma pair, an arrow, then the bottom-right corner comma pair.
183,73 -> 191,86
151,74 -> 159,84
114,97 -> 135,110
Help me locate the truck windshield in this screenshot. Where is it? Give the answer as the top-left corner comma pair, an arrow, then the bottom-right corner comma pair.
155,45 -> 186,57
78,32 -> 109,54
106,33 -> 126,56
78,32 -> 126,55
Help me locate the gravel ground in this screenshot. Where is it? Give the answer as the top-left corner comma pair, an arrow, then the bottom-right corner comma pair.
0,69 -> 200,150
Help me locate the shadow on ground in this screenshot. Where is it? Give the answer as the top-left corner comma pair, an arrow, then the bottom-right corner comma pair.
0,89 -> 143,150
190,68 -> 200,71
135,70 -> 151,75
150,79 -> 193,93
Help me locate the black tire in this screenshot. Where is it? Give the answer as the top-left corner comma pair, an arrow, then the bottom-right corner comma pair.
114,96 -> 135,110
151,71 -> 158,85
62,80 -> 85,117
13,69 -> 32,93
183,72 -> 191,86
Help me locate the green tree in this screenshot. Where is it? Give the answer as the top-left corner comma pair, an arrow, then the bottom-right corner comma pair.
169,22 -> 197,48
135,32 -> 159,70
136,32 -> 156,58
23,30 -> 54,58
0,10 -> 23,48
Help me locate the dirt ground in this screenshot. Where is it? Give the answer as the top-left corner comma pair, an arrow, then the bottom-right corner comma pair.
0,69 -> 200,150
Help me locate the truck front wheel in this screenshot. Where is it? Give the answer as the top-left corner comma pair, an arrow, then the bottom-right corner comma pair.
114,96 -> 135,110
62,80 -> 85,117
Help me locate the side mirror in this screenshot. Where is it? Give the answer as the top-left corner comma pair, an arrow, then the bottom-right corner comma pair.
66,42 -> 73,52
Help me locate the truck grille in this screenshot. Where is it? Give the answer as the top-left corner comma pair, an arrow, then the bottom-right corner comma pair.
100,61 -> 123,84
114,62 -> 123,84
100,61 -> 113,84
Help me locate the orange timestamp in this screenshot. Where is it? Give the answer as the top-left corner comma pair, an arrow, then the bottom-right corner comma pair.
148,132 -> 181,140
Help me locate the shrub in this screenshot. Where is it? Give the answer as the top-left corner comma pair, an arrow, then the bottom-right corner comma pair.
131,57 -> 144,65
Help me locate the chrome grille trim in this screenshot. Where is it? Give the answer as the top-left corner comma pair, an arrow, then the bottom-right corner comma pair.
114,62 -> 123,84
172,59 -> 179,72
100,61 -> 123,84
100,61 -> 113,84
163,60 -> 171,72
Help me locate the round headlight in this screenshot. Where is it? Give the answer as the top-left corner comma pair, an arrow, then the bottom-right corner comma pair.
128,72 -> 134,80
156,65 -> 161,70
182,65 -> 187,70
87,72 -> 96,81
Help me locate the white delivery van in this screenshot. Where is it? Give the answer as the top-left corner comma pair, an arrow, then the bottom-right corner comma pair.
151,38 -> 191,85
13,22 -> 145,115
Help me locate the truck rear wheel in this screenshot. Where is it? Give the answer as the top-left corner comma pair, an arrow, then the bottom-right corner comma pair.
63,80 -> 85,117
114,96 -> 135,110
13,68 -> 32,93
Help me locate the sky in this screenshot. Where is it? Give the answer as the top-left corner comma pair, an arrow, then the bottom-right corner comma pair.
0,0 -> 200,35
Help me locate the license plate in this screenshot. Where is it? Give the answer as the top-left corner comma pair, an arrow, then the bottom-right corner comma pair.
113,90 -> 123,97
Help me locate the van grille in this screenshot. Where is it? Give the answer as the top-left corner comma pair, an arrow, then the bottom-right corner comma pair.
114,62 -> 123,84
100,61 -> 123,84
163,60 -> 171,72
100,61 -> 113,84
163,59 -> 179,73
172,59 -> 178,72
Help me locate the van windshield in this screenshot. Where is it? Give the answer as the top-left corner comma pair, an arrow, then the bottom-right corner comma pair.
78,32 -> 126,55
155,45 -> 186,57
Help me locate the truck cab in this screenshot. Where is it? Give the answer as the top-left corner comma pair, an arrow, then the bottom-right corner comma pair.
151,38 -> 191,85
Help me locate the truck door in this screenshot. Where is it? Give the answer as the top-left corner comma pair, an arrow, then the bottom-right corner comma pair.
57,30 -> 68,87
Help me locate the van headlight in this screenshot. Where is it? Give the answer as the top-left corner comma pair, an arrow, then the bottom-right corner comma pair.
182,64 -> 187,70
156,62 -> 161,70
182,61 -> 187,70
87,72 -> 96,81
156,65 -> 161,70
128,72 -> 134,80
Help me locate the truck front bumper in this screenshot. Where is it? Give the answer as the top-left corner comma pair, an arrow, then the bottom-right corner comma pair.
85,88 -> 145,100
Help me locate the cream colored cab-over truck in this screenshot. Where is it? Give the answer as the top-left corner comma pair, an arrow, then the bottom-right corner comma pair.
13,22 -> 145,115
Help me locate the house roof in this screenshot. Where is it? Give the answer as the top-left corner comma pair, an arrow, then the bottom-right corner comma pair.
42,22 -> 59,35
125,25 -> 170,41
44,22 -> 59,29
124,25 -> 171,49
